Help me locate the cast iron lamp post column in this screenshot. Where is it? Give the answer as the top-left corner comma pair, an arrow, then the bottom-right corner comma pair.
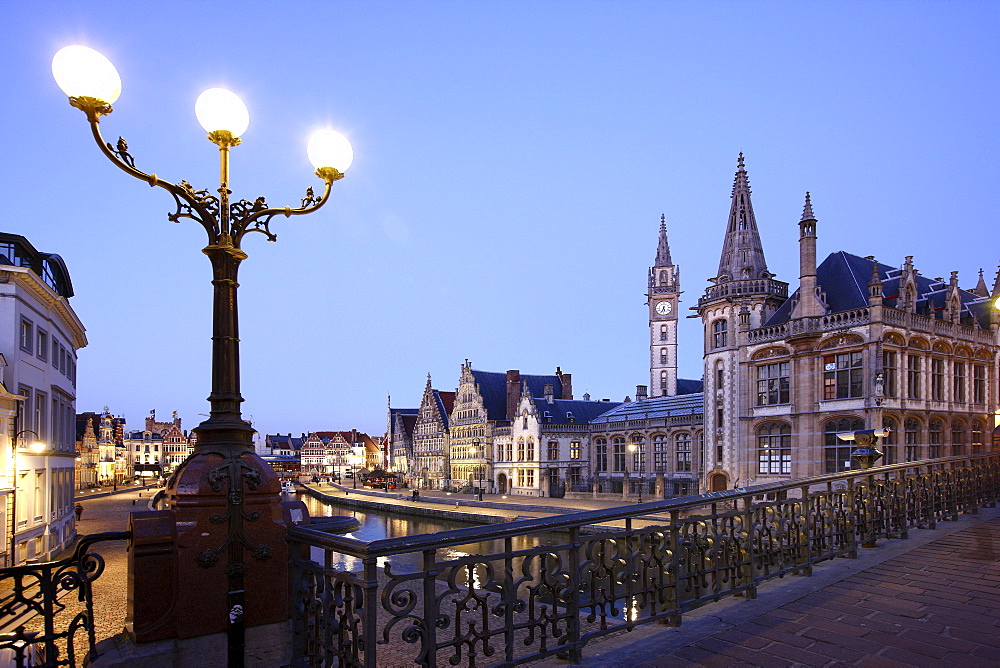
53,45 -> 353,666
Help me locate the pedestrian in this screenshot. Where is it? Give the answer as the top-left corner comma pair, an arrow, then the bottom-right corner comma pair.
75,503 -> 83,521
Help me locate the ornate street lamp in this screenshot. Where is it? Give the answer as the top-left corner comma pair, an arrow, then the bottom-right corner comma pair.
53,45 -> 353,664
9,431 -> 45,566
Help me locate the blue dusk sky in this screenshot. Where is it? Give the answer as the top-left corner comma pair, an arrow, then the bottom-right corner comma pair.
2,1 -> 997,440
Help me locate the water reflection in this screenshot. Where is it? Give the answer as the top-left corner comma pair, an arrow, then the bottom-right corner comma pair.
299,493 -> 564,574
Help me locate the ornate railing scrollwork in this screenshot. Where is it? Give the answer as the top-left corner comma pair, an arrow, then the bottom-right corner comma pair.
290,453 -> 1000,666
0,531 -> 130,667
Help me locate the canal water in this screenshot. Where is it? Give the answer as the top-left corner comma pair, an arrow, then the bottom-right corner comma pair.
298,493 -> 568,574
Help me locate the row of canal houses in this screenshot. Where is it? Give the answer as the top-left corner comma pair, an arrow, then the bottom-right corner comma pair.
387,360 -> 705,499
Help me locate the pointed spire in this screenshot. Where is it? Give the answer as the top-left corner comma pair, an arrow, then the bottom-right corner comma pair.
655,213 -> 672,266
801,192 -> 815,222
992,265 -> 1000,297
973,268 -> 989,297
717,153 -> 770,281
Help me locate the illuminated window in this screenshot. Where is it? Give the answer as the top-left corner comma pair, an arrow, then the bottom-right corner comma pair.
758,423 -> 791,475
824,352 -> 863,399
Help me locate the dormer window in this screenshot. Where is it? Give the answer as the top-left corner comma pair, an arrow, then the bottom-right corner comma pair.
566,412 -> 575,423
543,411 -> 552,423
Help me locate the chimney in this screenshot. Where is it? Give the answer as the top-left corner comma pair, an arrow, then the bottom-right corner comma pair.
636,385 -> 648,401
506,369 -> 520,420
543,384 -> 555,404
556,367 -> 572,400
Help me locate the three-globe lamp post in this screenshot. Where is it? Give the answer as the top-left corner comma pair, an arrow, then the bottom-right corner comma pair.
53,45 -> 352,666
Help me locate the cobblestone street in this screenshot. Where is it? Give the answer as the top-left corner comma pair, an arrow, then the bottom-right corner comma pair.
16,487 -> 156,660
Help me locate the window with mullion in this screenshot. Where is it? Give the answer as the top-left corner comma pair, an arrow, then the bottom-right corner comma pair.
756,362 -> 790,405
931,359 -> 945,402
823,352 -> 863,400
758,423 -> 791,475
883,351 -> 898,397
824,417 -> 863,473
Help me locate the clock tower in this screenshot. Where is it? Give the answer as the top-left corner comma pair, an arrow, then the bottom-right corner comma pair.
648,214 -> 680,397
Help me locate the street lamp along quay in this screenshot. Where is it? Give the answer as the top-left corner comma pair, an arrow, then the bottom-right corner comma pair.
9,431 -> 45,566
53,45 -> 354,664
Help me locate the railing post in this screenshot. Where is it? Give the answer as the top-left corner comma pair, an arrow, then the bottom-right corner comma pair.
566,527 -> 582,663
800,485 -> 813,576
503,536 -> 515,665
667,509 -> 682,627
741,495 -> 757,598
362,556 -> 379,668
421,549 -> 439,667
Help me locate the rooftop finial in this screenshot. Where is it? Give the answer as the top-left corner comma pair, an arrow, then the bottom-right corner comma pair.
800,192 -> 815,221
737,152 -> 745,171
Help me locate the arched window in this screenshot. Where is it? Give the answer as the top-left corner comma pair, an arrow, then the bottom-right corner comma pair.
928,419 -> 943,459
713,320 -> 728,348
824,417 -> 864,473
595,438 -> 608,472
660,371 -> 667,391
517,439 -> 525,461
675,433 -> 692,472
526,439 -> 535,461
652,434 -> 669,471
660,325 -> 668,342
612,437 -> 626,472
630,435 -> 645,473
951,419 -> 966,456
883,417 -> 898,464
660,348 -> 668,365
758,423 -> 791,475
904,418 -> 921,462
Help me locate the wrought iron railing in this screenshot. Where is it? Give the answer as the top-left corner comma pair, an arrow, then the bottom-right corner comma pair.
288,454 -> 999,667
0,531 -> 130,667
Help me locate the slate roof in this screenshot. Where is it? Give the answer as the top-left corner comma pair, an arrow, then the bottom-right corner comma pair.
764,251 -> 994,329
434,391 -> 456,429
531,398 -> 624,425
471,370 -> 563,421
591,393 -> 704,424
677,378 -> 704,394
389,410 -> 418,437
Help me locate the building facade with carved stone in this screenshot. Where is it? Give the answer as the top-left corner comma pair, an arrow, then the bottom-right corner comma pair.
410,375 -> 454,490
0,233 -> 85,564
695,155 -> 999,492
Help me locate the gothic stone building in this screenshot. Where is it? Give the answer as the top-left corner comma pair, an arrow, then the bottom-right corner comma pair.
696,155 -> 999,492
410,374 -> 454,490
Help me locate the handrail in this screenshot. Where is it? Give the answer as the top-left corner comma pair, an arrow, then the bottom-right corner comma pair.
289,453 -> 994,555
289,453 -> 1000,667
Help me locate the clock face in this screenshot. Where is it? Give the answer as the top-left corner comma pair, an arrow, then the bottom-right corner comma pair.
656,301 -> 673,315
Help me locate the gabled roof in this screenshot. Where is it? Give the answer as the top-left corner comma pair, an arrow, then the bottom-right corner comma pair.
532,398 -> 623,425
471,369 -> 562,421
591,393 -> 704,424
764,251 -> 994,329
389,409 -> 418,437
435,391 -> 456,429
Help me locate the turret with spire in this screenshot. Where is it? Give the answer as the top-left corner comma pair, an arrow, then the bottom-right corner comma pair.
698,154 -> 788,324
790,192 -> 828,319
715,153 -> 772,283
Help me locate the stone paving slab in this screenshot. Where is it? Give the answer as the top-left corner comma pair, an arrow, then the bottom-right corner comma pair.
541,506 -> 1000,667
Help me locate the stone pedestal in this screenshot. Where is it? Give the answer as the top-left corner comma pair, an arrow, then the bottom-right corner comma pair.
127,446 -> 309,644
